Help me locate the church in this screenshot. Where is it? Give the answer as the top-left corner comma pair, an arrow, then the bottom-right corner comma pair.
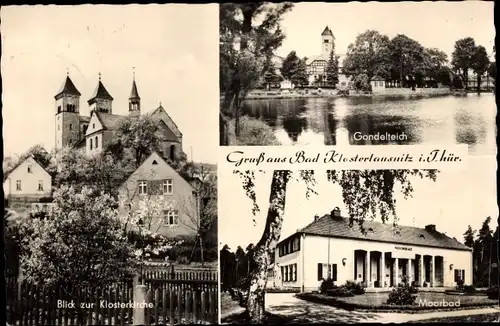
54,73 -> 183,161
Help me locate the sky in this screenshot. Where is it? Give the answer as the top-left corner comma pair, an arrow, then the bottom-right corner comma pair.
219,156 -> 498,251
1,4 -> 219,164
276,2 -> 495,60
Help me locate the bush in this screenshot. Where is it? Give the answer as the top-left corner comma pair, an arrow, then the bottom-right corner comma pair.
463,285 -> 476,294
487,285 -> 499,300
229,116 -> 281,146
325,287 -> 354,297
386,284 -> 418,305
344,280 -> 366,295
338,89 -> 349,96
456,279 -> 465,290
320,278 -> 336,294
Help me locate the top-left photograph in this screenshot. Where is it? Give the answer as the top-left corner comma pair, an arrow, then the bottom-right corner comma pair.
3,4 -> 219,325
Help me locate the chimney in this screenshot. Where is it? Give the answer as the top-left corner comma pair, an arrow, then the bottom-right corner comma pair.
314,214 -> 320,222
425,224 -> 436,232
331,207 -> 341,218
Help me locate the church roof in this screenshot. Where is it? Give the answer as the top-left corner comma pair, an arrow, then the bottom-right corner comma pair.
94,111 -> 125,130
321,26 -> 333,36
129,79 -> 140,100
88,80 -> 114,104
54,76 -> 81,99
293,213 -> 471,251
306,53 -> 347,68
79,116 -> 91,123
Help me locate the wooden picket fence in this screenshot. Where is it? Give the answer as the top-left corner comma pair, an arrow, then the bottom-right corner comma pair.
6,276 -> 218,325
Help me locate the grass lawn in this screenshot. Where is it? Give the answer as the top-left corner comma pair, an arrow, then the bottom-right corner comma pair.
408,312 -> 500,323
297,291 -> 497,312
340,292 -> 494,306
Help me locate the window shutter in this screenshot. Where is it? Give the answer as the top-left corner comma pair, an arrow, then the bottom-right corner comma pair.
454,269 -> 458,282
332,264 -> 337,282
317,263 -> 323,281
462,270 -> 465,282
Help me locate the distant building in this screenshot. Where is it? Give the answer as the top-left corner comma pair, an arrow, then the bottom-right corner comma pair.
370,76 -> 386,93
118,151 -> 199,238
54,73 -> 183,161
269,207 -> 472,292
3,155 -> 52,200
466,72 -> 494,91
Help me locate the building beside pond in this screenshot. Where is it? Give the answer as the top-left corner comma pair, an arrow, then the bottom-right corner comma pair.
268,207 -> 473,292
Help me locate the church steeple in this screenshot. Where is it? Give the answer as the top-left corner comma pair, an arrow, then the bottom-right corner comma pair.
88,73 -> 113,114
129,68 -> 141,116
55,75 -> 81,101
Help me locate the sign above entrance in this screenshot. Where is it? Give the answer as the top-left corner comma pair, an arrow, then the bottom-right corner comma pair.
393,246 -> 415,259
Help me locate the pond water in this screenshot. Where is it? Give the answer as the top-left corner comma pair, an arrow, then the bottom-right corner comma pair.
241,94 -> 496,156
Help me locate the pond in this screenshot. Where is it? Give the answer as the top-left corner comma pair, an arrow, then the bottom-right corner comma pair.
241,94 -> 496,156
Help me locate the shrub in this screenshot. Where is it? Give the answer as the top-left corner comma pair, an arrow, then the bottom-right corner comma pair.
386,284 -> 418,305
320,278 -> 336,294
456,279 -> 465,290
338,89 -> 349,97
228,116 -> 280,146
344,280 -> 366,295
463,285 -> 476,294
487,285 -> 499,300
325,287 -> 354,297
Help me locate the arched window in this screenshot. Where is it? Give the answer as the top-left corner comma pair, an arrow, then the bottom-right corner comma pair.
95,136 -> 98,148
170,145 -> 175,161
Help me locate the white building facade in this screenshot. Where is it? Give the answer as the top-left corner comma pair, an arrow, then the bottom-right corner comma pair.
3,156 -> 52,199
269,208 -> 473,292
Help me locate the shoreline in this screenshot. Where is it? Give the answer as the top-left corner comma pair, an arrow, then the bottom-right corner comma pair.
220,89 -> 493,101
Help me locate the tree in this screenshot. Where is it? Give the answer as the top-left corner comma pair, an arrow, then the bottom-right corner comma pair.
220,3 -> 293,140
352,73 -> 372,92
463,225 -> 476,248
343,30 -> 391,80
112,115 -> 163,168
291,58 -> 309,87
388,34 -> 426,87
423,48 -> 449,86
325,50 -> 339,88
280,51 -> 300,82
452,37 -> 477,91
233,169 -> 438,322
474,216 -> 493,286
471,45 -> 490,94
19,186 -> 133,289
177,163 -> 218,266
487,61 -> 496,86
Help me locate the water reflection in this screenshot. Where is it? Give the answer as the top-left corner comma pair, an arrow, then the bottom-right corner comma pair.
240,94 -> 496,155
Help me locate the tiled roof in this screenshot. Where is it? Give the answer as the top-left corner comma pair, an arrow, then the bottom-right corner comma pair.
306,53 -> 346,67
55,76 -> 81,99
88,80 -> 114,103
79,116 -> 91,123
298,214 -> 471,251
95,112 -> 126,130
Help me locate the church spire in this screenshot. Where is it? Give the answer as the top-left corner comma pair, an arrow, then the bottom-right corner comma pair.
55,74 -> 81,100
129,67 -> 141,116
88,73 -> 113,114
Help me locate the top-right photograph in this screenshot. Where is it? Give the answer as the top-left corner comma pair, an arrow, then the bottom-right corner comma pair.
219,2 -> 495,155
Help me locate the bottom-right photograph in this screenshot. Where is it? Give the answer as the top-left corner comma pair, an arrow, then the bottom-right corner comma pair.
218,159 -> 498,324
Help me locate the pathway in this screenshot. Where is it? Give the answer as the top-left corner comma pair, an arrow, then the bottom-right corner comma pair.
265,293 -> 500,323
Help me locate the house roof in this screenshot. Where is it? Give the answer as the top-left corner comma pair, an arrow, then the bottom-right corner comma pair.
322,26 -> 333,36
88,80 -> 114,103
294,214 -> 471,251
55,76 -> 81,99
306,53 -> 346,68
79,116 -> 91,123
147,104 -> 183,137
3,155 -> 51,181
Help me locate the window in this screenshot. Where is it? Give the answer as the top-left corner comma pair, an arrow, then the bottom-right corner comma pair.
69,139 -> 72,145
89,138 -> 93,150
95,136 -> 98,148
454,269 -> 465,282
163,210 -> 179,226
284,266 -> 289,282
38,180 -> 44,191
163,179 -> 173,195
324,39 -> 329,43
69,124 -> 72,130
138,181 -> 148,195
16,180 -> 21,191
93,123 -> 95,129
83,125 -> 88,135
27,165 -> 32,173
318,263 -> 337,281
57,106 -> 62,114
58,124 -> 60,131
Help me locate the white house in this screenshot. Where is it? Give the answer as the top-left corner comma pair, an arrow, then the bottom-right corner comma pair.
371,76 -> 386,93
3,156 -> 52,199
269,207 -> 473,292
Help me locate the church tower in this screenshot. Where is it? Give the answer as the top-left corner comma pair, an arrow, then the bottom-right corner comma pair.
87,73 -> 114,114
321,26 -> 334,55
55,74 -> 81,149
129,70 -> 141,117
